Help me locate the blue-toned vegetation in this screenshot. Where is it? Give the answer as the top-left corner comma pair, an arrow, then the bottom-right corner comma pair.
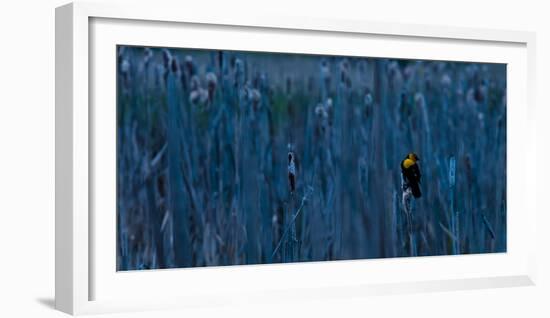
117,46 -> 506,270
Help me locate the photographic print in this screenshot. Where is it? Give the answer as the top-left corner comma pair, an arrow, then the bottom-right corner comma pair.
116,45 -> 506,271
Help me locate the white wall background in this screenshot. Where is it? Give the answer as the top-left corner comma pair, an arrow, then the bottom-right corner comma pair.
0,0 -> 547,317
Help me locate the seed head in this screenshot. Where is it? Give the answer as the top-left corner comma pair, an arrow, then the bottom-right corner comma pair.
387,61 -> 403,88
325,98 -> 333,111
339,59 -> 352,87
206,72 -> 217,86
117,46 -> 125,58
234,58 -> 245,87
339,59 -> 350,73
387,61 -> 399,77
170,56 -> 180,74
190,75 -> 200,91
259,73 -> 268,91
474,84 -> 487,103
414,92 -> 425,108
320,59 -> 331,79
206,72 -> 218,99
143,48 -> 153,65
189,88 -> 209,105
120,59 -> 130,75
364,92 -> 373,107
184,55 -> 194,74
441,74 -> 452,89
315,103 -> 328,119
249,88 -> 261,110
162,49 -> 172,69
288,151 -> 296,194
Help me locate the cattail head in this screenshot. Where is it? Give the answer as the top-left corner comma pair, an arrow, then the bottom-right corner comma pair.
206,72 -> 217,100
120,58 -> 130,75
162,49 -> 172,69
441,73 -> 452,90
170,56 -> 180,74
387,61 -> 403,89
477,112 -> 485,124
189,88 -> 209,106
424,72 -> 432,91
339,58 -> 349,72
160,49 -> 175,81
315,102 -> 329,137
190,75 -> 200,91
323,98 -> 334,127
259,73 -> 269,92
188,73 -> 207,106
119,57 -> 131,90
364,91 -> 373,107
184,55 -> 194,75
143,48 -> 153,67
206,72 -> 217,86
339,59 -> 352,88
117,46 -> 125,58
325,97 -> 333,111
287,151 -> 296,194
466,64 -> 480,83
234,58 -> 245,87
403,64 -> 414,82
249,88 -> 261,111
414,92 -> 425,109
251,71 -> 261,89
474,83 -> 487,103
320,59 -> 331,78
315,103 -> 328,119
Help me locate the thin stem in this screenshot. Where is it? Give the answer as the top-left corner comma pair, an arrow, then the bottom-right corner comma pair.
272,187 -> 313,259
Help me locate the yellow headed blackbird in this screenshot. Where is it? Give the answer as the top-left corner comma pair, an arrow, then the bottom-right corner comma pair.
401,153 -> 422,198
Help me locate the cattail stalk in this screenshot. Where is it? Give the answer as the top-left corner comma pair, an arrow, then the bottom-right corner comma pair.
402,175 -> 417,257
115,46 -> 507,269
449,156 -> 459,254
272,186 -> 313,260
286,151 -> 298,261
166,67 -> 192,267
391,190 -> 399,257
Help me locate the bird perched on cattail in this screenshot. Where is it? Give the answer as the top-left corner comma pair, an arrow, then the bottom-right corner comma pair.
401,153 -> 422,198
288,151 -> 296,194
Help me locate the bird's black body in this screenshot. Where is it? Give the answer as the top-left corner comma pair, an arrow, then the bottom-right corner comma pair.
401,155 -> 422,198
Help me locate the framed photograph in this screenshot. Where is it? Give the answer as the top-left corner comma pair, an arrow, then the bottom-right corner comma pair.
55,1 -> 537,315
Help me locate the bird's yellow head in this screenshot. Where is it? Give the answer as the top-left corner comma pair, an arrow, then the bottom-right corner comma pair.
408,153 -> 420,163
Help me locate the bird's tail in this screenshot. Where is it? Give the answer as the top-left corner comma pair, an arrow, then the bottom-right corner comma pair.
411,183 -> 422,198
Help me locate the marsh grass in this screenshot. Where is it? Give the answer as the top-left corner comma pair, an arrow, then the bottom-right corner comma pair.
116,47 -> 507,270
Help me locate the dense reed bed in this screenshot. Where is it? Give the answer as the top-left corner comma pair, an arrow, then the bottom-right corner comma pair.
116,46 -> 506,270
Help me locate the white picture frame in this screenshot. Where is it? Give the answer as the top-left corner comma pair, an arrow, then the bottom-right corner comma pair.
55,1 -> 537,315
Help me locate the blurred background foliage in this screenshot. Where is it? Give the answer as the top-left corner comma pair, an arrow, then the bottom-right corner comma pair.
117,45 -> 506,270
